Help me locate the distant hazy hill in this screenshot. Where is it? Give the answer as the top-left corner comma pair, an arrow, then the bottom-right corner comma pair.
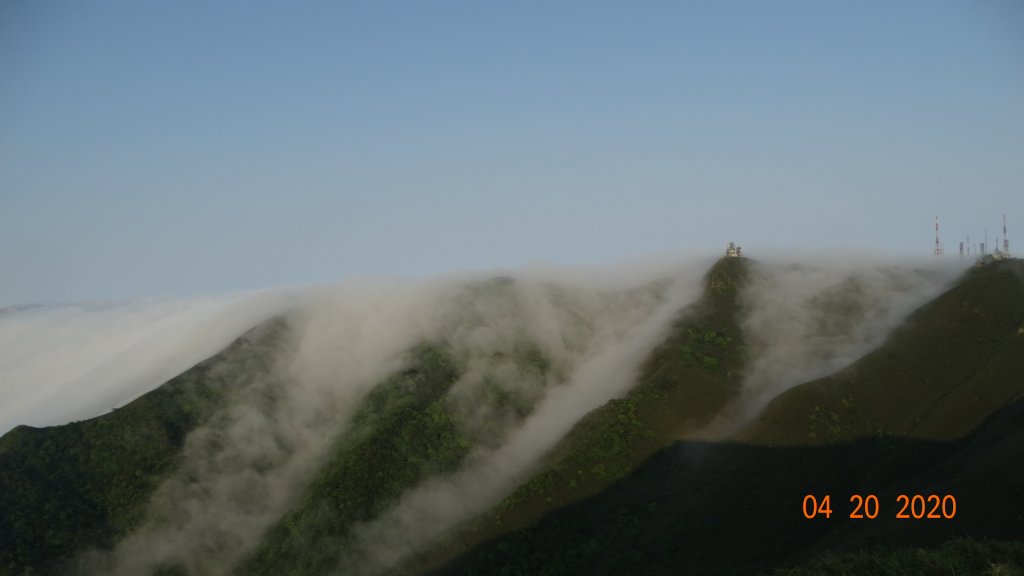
1,257 -> 1020,576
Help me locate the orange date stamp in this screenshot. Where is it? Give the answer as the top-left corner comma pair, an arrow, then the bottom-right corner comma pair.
802,494 -> 957,520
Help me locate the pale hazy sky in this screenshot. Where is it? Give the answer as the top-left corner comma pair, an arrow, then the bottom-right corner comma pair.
2,1 -> 1022,305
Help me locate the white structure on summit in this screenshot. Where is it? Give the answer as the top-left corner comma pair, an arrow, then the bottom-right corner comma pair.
725,242 -> 742,258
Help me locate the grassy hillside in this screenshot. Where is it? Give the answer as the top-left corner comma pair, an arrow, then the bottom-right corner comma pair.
773,537 -> 1024,576
740,258 -> 1024,447
431,397 -> 1024,576
430,259 -> 1024,575
403,256 -> 753,573
237,339 -> 555,575
7,258 -> 1021,576
235,344 -> 465,575
0,318 -> 290,576
429,421 -> 1024,575
498,257 -> 751,512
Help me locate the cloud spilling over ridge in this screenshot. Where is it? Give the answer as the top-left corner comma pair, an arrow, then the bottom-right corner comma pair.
333,251 -> 969,575
76,253 -> 713,575
700,249 -> 969,438
1,249 -> 970,575
78,278 -> 459,575
340,270 -> 702,575
0,290 -> 296,435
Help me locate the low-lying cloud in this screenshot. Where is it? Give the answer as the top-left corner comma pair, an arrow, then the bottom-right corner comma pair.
70,253 -> 712,574
0,250 -> 971,575
0,290 -> 296,435
699,249 -> 967,438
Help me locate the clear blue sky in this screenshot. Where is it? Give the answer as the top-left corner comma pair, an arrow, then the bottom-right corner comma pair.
2,1 -> 1022,305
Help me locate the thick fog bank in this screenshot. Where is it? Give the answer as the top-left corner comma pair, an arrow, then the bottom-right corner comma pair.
702,249 -> 968,438
75,253 -> 713,575
336,252 -> 968,575
0,250 -> 968,575
0,290 -> 296,435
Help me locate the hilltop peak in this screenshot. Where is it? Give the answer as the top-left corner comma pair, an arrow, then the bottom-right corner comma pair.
703,255 -> 751,298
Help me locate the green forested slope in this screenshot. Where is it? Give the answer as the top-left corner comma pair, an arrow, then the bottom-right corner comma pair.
0,318 -> 290,576
493,256 -> 753,521
403,256 -> 753,573
236,344 -> 466,575
739,258 -> 1024,447
238,337 -> 555,575
6,258 -> 1022,576
431,259 -> 1024,576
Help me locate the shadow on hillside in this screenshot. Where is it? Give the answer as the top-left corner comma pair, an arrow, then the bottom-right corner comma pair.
433,395 -> 1024,576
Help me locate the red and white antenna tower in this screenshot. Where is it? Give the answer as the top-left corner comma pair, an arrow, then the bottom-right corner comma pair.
1004,214 -> 1010,255
934,216 -> 943,256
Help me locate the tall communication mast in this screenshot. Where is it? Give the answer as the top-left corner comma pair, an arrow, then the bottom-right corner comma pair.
1004,214 -> 1010,255
934,216 -> 943,257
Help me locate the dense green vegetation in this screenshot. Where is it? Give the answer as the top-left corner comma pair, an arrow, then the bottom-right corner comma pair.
503,257 -> 749,505
740,258 -> 1024,446
236,344 -> 466,575
5,258 -> 1023,576
404,257 -> 753,573
433,396 -> 1024,575
773,538 -> 1024,576
0,319 -> 289,576
430,259 -> 1024,575
238,341 -> 556,575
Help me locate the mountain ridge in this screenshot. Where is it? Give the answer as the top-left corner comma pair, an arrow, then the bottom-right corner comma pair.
1,257 -> 1019,575
428,258 -> 1024,575
0,318 -> 290,575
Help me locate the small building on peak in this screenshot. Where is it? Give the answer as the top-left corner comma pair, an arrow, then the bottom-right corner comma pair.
725,242 -> 742,258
